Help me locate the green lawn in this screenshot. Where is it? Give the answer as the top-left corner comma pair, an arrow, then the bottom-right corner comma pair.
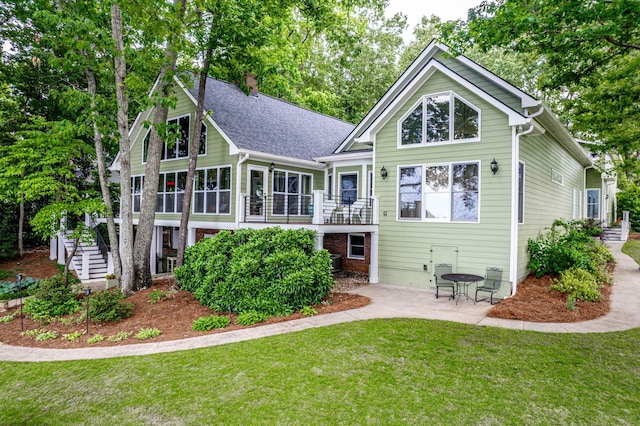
622,239 -> 640,265
2,319 -> 639,425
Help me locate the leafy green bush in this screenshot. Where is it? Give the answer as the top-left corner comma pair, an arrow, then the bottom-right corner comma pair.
87,289 -> 134,323
24,273 -> 81,320
87,334 -> 105,344
236,311 -> 270,326
528,219 -> 613,277
616,183 -> 640,231
0,277 -> 40,300
192,315 -> 231,331
175,228 -> 334,316
551,267 -> 602,302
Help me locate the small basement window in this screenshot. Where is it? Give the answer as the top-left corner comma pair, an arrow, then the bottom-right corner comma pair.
348,234 -> 365,260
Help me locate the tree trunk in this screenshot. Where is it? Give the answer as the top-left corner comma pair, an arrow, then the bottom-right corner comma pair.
132,0 -> 187,290
176,50 -> 211,269
84,64 -> 123,282
18,199 -> 24,257
111,4 -> 135,294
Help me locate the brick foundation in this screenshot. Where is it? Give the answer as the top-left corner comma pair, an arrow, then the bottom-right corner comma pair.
323,233 -> 370,275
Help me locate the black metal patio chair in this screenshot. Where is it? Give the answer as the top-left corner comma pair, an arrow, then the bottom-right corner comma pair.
434,263 -> 455,299
475,267 -> 503,305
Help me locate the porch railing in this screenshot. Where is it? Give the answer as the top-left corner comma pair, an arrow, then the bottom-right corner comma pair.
242,192 -> 377,225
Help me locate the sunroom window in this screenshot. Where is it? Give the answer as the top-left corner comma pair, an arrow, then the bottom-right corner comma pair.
400,92 -> 479,146
193,166 -> 232,214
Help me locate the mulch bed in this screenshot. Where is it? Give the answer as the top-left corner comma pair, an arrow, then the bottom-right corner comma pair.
487,273 -> 612,322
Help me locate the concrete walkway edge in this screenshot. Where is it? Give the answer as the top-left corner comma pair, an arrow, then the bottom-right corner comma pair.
1,242 -> 637,362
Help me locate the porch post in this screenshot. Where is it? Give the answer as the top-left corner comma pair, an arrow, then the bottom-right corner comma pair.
57,234 -> 65,265
315,232 -> 324,251
312,190 -> 323,225
150,226 -> 158,275
369,231 -> 379,283
49,238 -> 57,260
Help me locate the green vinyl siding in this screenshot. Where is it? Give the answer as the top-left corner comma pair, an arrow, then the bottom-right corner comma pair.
375,70 -> 513,289
129,85 -> 237,223
516,133 -> 586,282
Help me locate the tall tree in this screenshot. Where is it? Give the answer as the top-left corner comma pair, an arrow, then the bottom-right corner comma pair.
443,0 -> 640,174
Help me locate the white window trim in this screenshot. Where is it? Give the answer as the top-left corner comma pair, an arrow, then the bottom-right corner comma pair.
396,91 -> 481,149
141,114 -> 208,164
271,169 -> 314,216
163,114 -> 191,162
156,171 -> 187,214
586,188 -> 600,220
572,188 -> 582,219
397,161 -> 481,223
131,175 -> 144,213
192,165 -> 233,216
338,171 -> 360,206
197,121 -> 208,157
518,161 -> 525,225
348,233 -> 366,260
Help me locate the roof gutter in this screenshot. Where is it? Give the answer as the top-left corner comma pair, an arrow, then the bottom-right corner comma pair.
237,149 -> 325,170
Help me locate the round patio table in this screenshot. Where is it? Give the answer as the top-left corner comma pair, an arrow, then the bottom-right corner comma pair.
441,273 -> 484,305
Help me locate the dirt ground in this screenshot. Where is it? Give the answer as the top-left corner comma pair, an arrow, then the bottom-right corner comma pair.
0,250 -> 371,349
0,249 -> 611,349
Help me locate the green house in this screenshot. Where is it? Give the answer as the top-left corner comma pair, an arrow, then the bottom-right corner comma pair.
55,41 -> 619,297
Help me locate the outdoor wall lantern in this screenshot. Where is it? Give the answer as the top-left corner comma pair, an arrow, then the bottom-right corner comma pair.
490,158 -> 499,175
269,162 -> 275,173
380,166 -> 388,180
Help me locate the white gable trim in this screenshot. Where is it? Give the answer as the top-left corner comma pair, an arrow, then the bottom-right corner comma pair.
173,76 -> 240,154
355,59 -> 528,144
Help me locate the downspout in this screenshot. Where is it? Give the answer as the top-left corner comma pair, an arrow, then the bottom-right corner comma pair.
236,153 -> 250,224
509,120 -> 537,297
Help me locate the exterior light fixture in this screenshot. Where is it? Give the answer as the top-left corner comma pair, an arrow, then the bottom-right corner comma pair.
269,162 -> 275,172
490,158 -> 499,175
380,166 -> 388,180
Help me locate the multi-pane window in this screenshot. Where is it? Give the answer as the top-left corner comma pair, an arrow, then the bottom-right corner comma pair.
156,171 -> 187,213
193,166 -> 232,214
348,234 -> 365,259
143,116 -> 207,162
586,189 -> 600,219
399,162 -> 479,222
400,92 -> 479,146
272,171 -> 312,215
132,175 -> 144,213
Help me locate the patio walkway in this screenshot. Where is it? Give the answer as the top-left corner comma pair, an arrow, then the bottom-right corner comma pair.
0,242 -> 637,362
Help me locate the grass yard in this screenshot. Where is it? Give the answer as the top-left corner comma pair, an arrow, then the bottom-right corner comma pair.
622,239 -> 640,265
2,319 -> 639,425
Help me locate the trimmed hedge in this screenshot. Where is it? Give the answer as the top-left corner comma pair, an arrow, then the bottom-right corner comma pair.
175,228 -> 334,316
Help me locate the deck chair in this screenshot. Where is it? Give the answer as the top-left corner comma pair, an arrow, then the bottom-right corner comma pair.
475,267 -> 503,305
323,199 -> 337,223
434,263 -> 455,299
347,199 -> 366,224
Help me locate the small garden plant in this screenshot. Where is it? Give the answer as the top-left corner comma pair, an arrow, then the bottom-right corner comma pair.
0,277 -> 40,301
87,334 -> 105,344
236,311 -> 270,326
23,273 -> 81,321
192,315 -> 231,331
87,289 -> 134,323
135,327 -> 161,340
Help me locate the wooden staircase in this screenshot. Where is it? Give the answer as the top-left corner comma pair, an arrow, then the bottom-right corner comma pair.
62,233 -> 109,281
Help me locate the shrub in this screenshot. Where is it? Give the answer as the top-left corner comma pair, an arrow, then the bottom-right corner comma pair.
528,219 -> 614,277
192,315 -> 231,331
616,183 -> 640,231
551,267 -> 602,302
87,289 -> 134,323
24,273 -> 81,320
236,311 -> 270,326
175,228 -> 334,316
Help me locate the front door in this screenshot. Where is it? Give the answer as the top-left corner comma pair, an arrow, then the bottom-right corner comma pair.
248,167 -> 268,218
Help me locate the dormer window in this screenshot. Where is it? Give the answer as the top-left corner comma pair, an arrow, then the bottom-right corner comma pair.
399,92 -> 479,146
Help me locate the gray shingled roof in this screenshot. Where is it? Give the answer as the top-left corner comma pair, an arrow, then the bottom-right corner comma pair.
188,77 -> 355,162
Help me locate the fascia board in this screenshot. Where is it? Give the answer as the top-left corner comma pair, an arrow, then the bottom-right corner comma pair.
453,54 -> 540,109
356,59 -> 528,143
336,40 -> 444,152
314,151 -> 373,163
173,75 -> 240,155
237,149 -> 325,170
